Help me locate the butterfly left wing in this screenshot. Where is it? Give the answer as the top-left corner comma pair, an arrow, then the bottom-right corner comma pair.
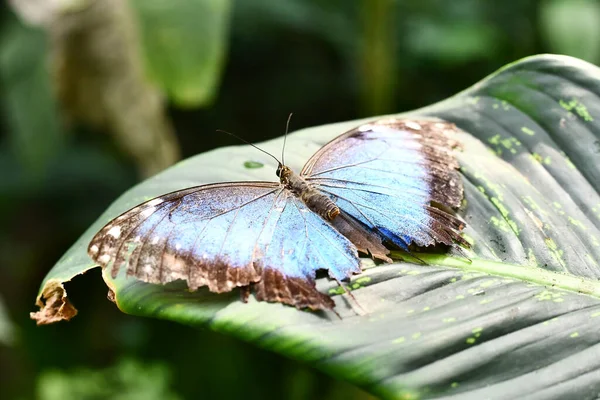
88,182 -> 361,310
302,118 -> 468,253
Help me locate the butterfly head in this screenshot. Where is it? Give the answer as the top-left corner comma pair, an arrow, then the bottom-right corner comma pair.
276,163 -> 292,184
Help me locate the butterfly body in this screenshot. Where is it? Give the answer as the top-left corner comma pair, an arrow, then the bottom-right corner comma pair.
279,165 -> 340,221
89,119 -> 467,311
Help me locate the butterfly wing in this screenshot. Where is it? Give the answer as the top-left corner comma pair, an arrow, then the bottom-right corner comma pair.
88,182 -> 360,310
301,118 -> 467,253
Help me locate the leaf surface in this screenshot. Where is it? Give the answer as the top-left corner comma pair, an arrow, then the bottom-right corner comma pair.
34,55 -> 600,399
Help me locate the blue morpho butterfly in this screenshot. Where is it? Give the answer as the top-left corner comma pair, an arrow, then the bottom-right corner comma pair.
88,118 -> 468,311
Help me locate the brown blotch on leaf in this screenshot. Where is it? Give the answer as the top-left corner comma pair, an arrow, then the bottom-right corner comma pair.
107,288 -> 116,303
30,280 -> 78,325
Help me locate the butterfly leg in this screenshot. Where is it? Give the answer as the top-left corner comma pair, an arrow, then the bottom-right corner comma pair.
453,244 -> 473,262
239,285 -> 251,303
334,278 -> 367,316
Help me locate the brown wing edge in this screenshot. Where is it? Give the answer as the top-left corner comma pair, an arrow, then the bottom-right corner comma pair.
405,120 -> 470,250
331,211 -> 392,262
101,253 -> 339,311
253,268 -> 335,310
130,254 -> 337,310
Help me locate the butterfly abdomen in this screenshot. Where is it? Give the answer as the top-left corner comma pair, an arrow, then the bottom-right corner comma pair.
281,166 -> 340,221
302,189 -> 340,221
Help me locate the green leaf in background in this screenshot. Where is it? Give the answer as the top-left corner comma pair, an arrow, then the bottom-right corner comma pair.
37,358 -> 180,400
0,294 -> 15,346
0,16 -> 64,177
539,0 -> 600,64
130,0 -> 231,107
33,55 -> 600,399
405,20 -> 499,64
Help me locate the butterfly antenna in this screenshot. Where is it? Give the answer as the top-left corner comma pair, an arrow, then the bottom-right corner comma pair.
217,129 -> 281,165
281,113 -> 293,166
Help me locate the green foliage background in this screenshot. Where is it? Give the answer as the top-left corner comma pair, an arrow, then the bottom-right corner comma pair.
1,0 -> 600,399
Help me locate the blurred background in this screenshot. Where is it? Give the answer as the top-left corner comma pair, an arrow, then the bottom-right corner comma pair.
1,0 -> 599,399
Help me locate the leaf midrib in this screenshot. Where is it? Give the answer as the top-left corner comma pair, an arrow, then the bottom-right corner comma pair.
400,252 -> 600,298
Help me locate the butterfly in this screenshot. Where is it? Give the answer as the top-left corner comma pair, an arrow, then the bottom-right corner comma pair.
88,118 -> 467,311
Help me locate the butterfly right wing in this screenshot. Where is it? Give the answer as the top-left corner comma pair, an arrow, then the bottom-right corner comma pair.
88,182 -> 360,310
301,119 -> 467,254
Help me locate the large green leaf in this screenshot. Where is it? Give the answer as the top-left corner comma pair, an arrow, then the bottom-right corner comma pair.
33,55 -> 600,399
